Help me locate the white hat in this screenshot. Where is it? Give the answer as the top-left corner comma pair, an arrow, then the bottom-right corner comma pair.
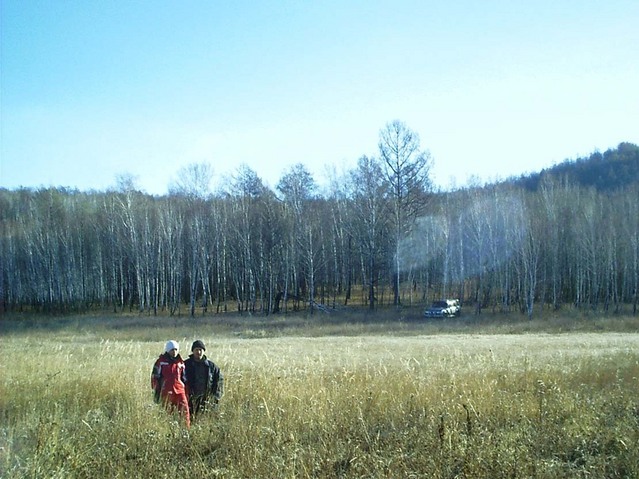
165,340 -> 179,352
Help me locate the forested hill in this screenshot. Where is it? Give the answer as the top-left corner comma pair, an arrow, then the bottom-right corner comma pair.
514,142 -> 639,192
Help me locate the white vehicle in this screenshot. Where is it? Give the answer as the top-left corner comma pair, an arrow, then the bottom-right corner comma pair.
424,299 -> 461,318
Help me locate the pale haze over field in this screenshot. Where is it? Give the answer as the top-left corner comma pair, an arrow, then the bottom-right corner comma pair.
1,1 -> 638,196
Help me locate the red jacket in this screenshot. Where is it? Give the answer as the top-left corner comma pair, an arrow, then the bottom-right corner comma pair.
151,353 -> 187,401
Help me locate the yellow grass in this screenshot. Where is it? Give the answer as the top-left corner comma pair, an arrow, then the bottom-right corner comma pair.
1,316 -> 638,478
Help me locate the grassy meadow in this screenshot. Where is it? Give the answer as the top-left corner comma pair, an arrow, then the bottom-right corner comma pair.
1,311 -> 639,478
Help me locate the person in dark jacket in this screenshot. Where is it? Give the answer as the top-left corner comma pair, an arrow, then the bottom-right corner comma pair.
151,340 -> 190,428
184,339 -> 224,418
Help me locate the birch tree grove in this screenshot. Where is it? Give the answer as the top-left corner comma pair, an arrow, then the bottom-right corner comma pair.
1,143 -> 638,317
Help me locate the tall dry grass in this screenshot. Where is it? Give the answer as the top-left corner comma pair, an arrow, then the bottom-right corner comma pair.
1,315 -> 638,478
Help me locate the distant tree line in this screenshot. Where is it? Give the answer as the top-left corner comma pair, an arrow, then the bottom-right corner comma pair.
516,142 -> 639,192
1,132 -> 638,317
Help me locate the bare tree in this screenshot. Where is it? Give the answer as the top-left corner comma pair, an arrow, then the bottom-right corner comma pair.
169,163 -> 214,199
378,120 -> 432,306
170,162 -> 215,316
225,165 -> 269,312
348,156 -> 392,309
158,197 -> 185,315
622,185 -> 639,314
326,171 -> 356,307
277,164 -> 319,312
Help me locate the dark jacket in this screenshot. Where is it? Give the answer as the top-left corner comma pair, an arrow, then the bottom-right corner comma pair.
184,354 -> 224,408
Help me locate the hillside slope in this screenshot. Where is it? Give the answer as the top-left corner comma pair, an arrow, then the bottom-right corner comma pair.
515,142 -> 639,191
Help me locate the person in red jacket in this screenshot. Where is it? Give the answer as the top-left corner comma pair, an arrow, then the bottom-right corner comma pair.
151,340 -> 190,428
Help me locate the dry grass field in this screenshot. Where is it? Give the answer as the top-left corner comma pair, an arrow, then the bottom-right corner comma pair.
1,311 -> 638,478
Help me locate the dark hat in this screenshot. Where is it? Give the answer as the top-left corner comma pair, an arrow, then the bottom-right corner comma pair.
191,339 -> 206,351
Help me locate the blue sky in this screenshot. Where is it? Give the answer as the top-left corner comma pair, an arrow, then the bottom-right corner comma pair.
1,1 -> 638,195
